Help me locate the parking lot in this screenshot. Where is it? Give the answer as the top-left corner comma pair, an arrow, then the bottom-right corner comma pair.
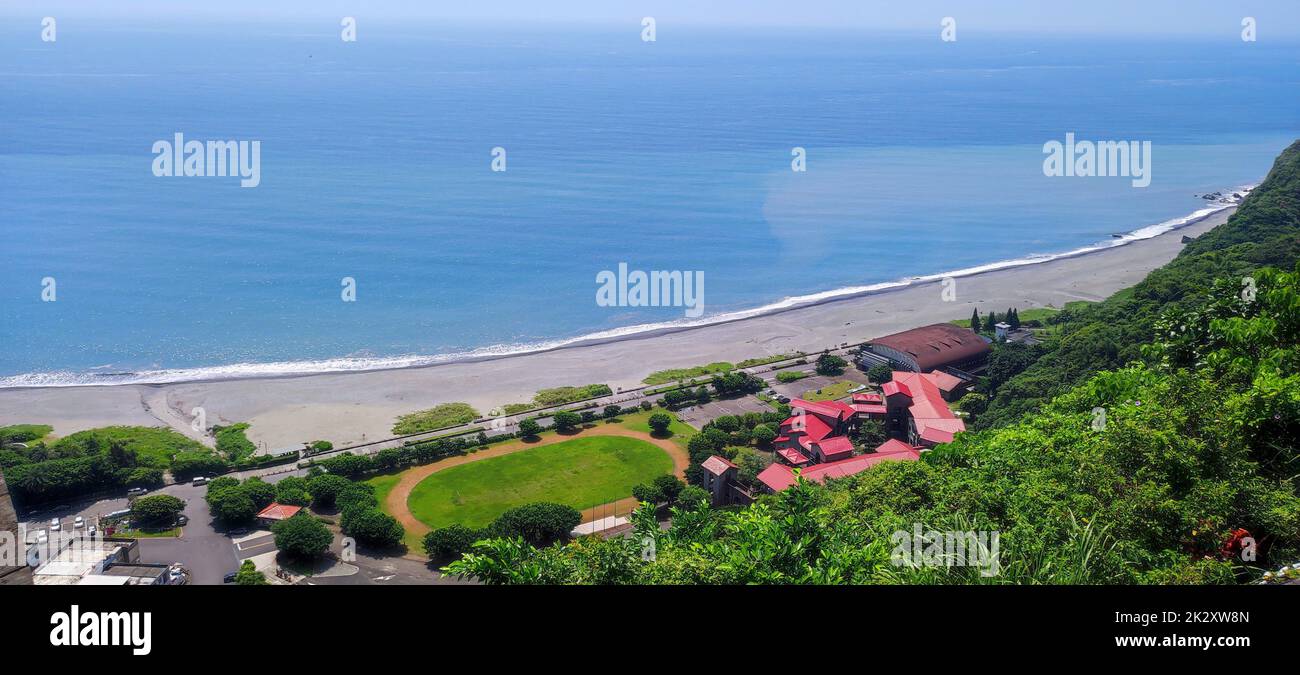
675,395 -> 777,428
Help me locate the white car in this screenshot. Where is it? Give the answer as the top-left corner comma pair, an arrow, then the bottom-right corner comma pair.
192,476 -> 209,486
74,516 -> 85,529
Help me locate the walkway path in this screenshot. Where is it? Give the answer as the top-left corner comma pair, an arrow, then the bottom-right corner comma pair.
384,425 -> 688,540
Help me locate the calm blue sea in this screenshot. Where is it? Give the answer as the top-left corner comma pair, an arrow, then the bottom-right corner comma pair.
1,20 -> 1297,385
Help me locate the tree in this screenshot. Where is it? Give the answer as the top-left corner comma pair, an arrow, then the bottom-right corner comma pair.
485,502 -> 581,547
603,404 -> 622,420
424,524 -> 480,560
647,412 -> 672,434
653,474 -> 684,502
206,487 -> 257,524
335,482 -> 378,512
518,418 -> 542,438
983,310 -> 998,333
271,513 -> 333,559
815,352 -> 847,376
234,559 -> 268,585
867,364 -> 893,384
970,308 -> 981,332
125,467 -> 163,488
1009,308 -> 1021,329
676,485 -> 710,507
694,386 -> 712,404
632,482 -> 664,504
853,419 -> 888,449
274,476 -> 312,506
130,494 -> 185,526
240,478 -> 277,509
752,424 -> 777,446
551,410 -> 582,432
343,508 -> 404,548
306,474 -> 352,507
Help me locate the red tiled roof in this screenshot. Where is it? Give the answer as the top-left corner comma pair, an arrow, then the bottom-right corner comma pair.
816,436 -> 854,461
870,323 -> 991,372
891,371 -> 965,444
255,503 -> 303,521
777,448 -> 811,465
702,455 -> 737,476
789,398 -> 852,423
780,412 -> 834,443
851,403 -> 888,415
925,370 -> 964,393
851,392 -> 882,404
874,438 -> 920,454
881,380 -> 911,398
756,463 -> 798,492
757,447 -> 920,492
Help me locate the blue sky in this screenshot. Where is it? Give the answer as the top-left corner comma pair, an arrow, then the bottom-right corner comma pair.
6,1 -> 1300,37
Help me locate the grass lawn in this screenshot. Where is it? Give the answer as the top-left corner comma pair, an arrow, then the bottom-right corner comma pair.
405,435 -> 674,530
365,471 -> 402,510
617,409 -> 694,448
802,380 -> 858,402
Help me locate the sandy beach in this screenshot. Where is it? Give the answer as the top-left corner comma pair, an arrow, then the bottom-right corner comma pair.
0,207 -> 1234,450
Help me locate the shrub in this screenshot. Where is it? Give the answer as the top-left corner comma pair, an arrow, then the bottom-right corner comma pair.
342,508 -> 404,548
424,524 -> 480,560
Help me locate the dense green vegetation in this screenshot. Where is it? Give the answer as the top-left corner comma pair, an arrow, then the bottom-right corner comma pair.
1,425 -> 217,504
405,435 -> 673,529
499,384 -> 613,415
979,141 -> 1300,429
392,402 -> 480,435
213,423 -> 256,461
444,142 -> 1300,585
643,362 -> 735,385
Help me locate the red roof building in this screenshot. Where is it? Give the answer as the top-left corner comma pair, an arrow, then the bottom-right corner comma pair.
884,371 -> 966,447
255,503 -> 303,522
756,441 -> 921,493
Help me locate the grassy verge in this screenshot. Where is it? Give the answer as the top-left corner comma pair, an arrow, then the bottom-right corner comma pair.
393,403 -> 480,435
642,362 -> 734,385
802,380 -> 859,402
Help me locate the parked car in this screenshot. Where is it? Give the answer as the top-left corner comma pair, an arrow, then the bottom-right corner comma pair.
88,525 -> 97,536
127,487 -> 148,497
191,476 -> 210,486
777,396 -> 791,404
222,572 -> 238,584
176,515 -> 189,526
73,516 -> 84,529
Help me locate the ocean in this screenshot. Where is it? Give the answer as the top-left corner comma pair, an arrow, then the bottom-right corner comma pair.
1,20 -> 1297,386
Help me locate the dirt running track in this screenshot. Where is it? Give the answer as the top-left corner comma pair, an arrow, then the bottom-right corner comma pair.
385,426 -> 689,541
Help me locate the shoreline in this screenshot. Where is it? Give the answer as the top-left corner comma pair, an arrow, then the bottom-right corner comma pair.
0,198 -> 1244,391
2,204 -> 1238,450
